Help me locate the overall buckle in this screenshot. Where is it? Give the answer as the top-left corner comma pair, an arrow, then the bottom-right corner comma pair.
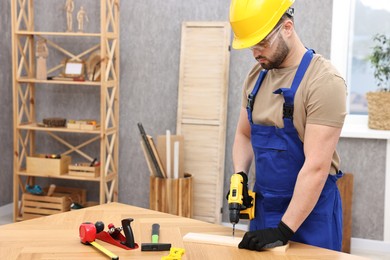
283,103 -> 294,119
247,94 -> 254,111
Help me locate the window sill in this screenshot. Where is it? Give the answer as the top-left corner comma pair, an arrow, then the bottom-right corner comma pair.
341,115 -> 390,140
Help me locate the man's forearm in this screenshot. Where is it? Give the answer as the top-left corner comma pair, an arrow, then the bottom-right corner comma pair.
233,108 -> 253,174
232,132 -> 253,173
281,166 -> 329,232
281,124 -> 342,232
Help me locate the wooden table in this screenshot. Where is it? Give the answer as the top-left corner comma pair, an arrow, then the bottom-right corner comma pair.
0,202 -> 367,259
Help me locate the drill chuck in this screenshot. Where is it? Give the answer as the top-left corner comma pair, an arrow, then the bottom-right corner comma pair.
229,203 -> 241,224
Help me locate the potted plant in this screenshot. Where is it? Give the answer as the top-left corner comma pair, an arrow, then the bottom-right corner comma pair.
366,33 -> 390,130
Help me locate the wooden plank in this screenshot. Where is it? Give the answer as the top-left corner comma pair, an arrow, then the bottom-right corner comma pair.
176,22 -> 230,224
337,173 -> 354,253
183,233 -> 289,252
147,135 -> 166,178
140,140 -> 158,177
137,123 -> 165,178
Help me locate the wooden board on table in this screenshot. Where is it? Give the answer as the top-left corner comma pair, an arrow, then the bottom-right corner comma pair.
183,232 -> 289,252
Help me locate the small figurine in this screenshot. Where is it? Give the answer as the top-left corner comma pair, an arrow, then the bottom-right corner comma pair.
64,0 -> 74,32
77,6 -> 89,32
36,39 -> 49,80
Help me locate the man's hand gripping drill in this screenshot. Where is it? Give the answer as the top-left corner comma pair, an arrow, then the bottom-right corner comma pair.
227,171 -> 255,238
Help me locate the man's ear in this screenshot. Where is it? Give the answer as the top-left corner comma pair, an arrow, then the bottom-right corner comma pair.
282,20 -> 294,37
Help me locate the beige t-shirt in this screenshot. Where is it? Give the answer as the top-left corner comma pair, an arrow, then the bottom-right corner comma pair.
242,54 -> 347,174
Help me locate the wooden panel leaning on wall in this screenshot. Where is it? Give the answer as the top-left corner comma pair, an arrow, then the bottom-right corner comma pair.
337,173 -> 354,253
176,22 -> 231,224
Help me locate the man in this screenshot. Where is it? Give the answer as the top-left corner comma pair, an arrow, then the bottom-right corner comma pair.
229,0 -> 347,251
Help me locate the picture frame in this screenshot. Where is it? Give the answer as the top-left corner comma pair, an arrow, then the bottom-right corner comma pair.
63,60 -> 85,78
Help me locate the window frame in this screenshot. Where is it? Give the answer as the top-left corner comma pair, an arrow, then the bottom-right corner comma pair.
330,0 -> 355,114
331,0 -> 390,138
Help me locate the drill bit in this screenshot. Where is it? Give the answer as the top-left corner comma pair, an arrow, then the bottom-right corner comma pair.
232,223 -> 235,238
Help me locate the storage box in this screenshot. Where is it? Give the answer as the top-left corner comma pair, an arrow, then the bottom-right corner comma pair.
150,174 -> 193,218
68,163 -> 100,177
26,154 -> 71,176
66,122 -> 81,129
67,120 -> 99,130
80,123 -> 100,130
22,186 -> 86,220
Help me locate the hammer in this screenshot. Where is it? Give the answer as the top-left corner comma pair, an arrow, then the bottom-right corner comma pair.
141,223 -> 171,251
79,222 -> 119,259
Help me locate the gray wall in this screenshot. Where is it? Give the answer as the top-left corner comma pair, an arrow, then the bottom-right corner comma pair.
1,0 -> 384,241
0,0 -> 13,206
119,0 -> 334,220
0,0 -> 333,212
338,138 -> 386,240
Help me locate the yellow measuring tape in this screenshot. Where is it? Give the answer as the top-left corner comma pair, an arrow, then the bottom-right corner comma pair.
90,241 -> 119,260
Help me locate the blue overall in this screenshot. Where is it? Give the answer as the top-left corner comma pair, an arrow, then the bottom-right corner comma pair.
247,50 -> 343,251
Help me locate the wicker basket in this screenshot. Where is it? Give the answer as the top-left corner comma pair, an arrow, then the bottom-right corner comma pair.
366,92 -> 390,130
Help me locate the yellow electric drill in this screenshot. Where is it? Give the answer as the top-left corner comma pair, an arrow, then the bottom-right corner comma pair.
227,172 -> 255,237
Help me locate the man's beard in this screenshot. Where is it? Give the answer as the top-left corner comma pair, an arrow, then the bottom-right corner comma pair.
257,36 -> 289,70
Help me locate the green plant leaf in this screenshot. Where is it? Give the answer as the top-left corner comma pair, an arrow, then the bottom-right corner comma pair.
368,34 -> 390,91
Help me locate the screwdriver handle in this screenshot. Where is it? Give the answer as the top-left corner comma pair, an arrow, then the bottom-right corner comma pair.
151,223 -> 160,243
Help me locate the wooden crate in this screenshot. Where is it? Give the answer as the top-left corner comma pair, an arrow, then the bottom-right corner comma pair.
67,120 -> 99,130
22,186 -> 86,220
68,163 -> 100,177
27,154 -> 71,176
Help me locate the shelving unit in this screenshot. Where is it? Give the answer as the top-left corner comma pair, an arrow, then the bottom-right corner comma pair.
11,0 -> 120,221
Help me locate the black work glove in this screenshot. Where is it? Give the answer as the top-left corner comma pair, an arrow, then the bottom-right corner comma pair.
238,221 -> 294,251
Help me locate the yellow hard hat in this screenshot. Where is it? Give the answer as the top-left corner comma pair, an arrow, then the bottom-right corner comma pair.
229,0 -> 295,49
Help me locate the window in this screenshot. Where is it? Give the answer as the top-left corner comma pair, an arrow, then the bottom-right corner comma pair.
331,0 -> 390,115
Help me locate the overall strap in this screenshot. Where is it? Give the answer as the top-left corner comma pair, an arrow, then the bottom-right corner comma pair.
273,49 -> 314,119
247,70 -> 268,124
290,49 -> 314,95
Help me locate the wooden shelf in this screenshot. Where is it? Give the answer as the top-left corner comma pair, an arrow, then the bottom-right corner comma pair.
17,123 -> 101,134
12,0 -> 120,222
16,31 -> 101,37
15,31 -> 118,39
17,170 -> 116,182
17,77 -> 101,86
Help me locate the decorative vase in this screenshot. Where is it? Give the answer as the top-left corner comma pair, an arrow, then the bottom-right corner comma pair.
366,91 -> 390,130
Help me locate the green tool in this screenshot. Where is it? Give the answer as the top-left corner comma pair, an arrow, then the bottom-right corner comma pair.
152,223 -> 160,243
141,223 -> 171,251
